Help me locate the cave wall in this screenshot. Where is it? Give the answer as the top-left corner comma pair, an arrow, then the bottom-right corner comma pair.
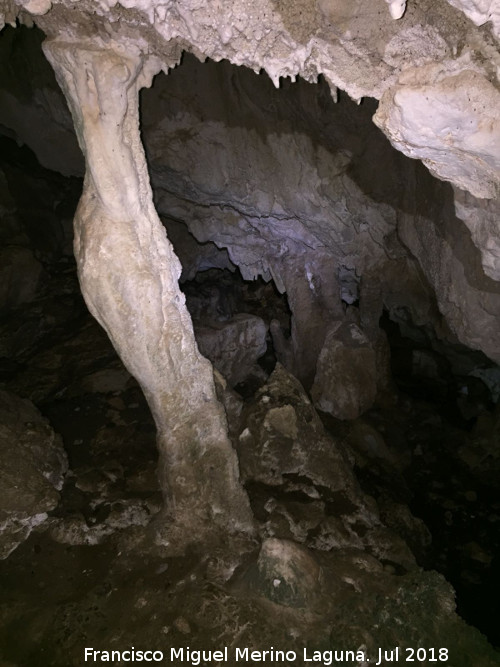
3,28 -> 498,377
0,0 -> 499,542
139,54 -> 500,373
3,0 -> 496,198
0,8 -> 498,373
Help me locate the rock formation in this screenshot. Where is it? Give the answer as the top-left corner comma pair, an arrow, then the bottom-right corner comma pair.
0,0 -> 499,661
41,39 -> 254,544
0,390 -> 67,558
0,0 -> 498,401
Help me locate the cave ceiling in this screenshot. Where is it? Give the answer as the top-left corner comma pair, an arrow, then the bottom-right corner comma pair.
0,0 -> 499,362
0,0 -> 499,195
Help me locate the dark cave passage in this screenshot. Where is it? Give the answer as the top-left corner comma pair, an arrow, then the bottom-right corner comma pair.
0,23 -> 499,665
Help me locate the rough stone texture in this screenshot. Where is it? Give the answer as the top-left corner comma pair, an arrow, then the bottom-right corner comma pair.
374,66 -> 500,199
195,313 -> 267,387
163,216 -> 236,282
1,0 -> 494,201
0,128 -> 499,659
1,21 -> 499,372
41,39 -> 254,545
1,57 -> 500,660
0,0 -> 499,579
378,496 -> 432,562
397,174 -> 500,364
237,364 -> 416,570
454,188 -> 500,281
49,498 -> 157,546
444,0 -> 500,38
0,14 -> 497,573
311,320 -> 378,420
140,53 -> 500,374
0,389 -> 67,558
237,537 -> 323,608
140,55 -> 448,382
3,525 -> 499,666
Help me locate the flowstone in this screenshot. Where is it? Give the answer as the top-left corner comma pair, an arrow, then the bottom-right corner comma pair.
42,39 -> 254,546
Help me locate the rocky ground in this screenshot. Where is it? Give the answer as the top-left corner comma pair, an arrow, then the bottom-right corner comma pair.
0,134 -> 499,667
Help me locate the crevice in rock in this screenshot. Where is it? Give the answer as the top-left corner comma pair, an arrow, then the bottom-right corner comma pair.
380,309 -> 499,428
178,266 -> 292,396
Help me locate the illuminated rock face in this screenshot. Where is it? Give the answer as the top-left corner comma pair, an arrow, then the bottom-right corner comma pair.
1,0 -> 498,193
374,67 -> 500,199
311,321 -> 379,420
0,0 -> 498,541
41,40 -> 254,544
138,54 -> 500,369
444,0 -> 500,38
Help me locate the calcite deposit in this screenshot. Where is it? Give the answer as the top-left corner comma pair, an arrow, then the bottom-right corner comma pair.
42,39 -> 254,544
0,0 -> 498,387
0,0 -> 499,661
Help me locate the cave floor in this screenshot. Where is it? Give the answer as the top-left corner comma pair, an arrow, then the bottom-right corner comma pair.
0,258 -> 499,665
1,492 -> 499,667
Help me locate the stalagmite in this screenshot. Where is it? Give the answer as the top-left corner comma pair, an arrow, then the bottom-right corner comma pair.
280,253 -> 343,389
42,39 -> 254,545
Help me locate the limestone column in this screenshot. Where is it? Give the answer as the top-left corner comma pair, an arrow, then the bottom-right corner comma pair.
43,39 -> 254,545
281,253 -> 343,389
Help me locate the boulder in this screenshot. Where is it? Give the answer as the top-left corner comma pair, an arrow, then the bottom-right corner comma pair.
237,364 -> 416,571
0,390 -> 67,558
195,313 -> 267,386
311,321 -> 378,420
238,537 -> 322,608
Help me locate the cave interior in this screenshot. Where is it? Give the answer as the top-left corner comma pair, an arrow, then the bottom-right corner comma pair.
0,7 -> 499,666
